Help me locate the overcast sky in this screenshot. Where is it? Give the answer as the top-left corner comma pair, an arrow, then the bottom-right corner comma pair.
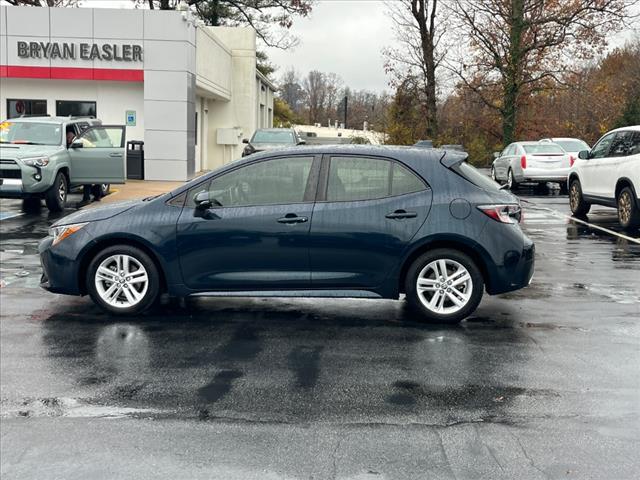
9,0 -> 640,93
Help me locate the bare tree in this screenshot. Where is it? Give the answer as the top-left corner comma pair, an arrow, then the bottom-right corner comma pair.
279,68 -> 305,114
383,0 -> 448,139
448,0 -> 639,145
302,70 -> 327,124
3,0 -> 79,6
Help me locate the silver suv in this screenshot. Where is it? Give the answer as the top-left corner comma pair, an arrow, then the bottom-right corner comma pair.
0,116 -> 126,211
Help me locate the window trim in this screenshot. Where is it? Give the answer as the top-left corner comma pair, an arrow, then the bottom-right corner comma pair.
184,154 -> 322,209
316,154 -> 430,203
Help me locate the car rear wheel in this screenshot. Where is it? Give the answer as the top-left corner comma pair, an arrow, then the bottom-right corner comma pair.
569,178 -> 591,216
87,245 -> 160,315
45,172 -> 67,212
490,166 -> 498,183
405,249 -> 484,324
507,169 -> 518,191
617,187 -> 640,229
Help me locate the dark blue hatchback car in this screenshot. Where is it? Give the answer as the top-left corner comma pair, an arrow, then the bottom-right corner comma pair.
39,145 -> 534,324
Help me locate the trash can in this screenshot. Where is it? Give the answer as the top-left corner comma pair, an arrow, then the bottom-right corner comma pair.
126,141 -> 144,180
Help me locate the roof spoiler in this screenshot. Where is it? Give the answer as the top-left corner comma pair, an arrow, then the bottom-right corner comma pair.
439,150 -> 469,168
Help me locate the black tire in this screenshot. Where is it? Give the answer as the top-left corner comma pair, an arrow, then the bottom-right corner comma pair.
617,187 -> 640,229
490,166 -> 499,183
405,249 -> 484,324
569,178 -> 591,216
91,184 -> 104,200
86,245 -> 161,316
507,169 -> 518,191
45,172 -> 67,212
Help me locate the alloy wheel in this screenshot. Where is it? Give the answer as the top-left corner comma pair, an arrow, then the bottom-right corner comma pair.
618,191 -> 632,225
94,254 -> 149,308
416,259 -> 473,314
570,183 -> 580,212
58,180 -> 66,202
491,167 -> 496,181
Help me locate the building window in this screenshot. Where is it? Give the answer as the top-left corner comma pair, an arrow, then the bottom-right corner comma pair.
56,100 -> 96,118
6,99 -> 47,119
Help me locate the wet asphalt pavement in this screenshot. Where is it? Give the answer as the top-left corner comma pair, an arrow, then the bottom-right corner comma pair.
1,187 -> 639,479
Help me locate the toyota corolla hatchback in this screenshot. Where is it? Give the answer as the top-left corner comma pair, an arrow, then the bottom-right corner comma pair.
39,146 -> 534,324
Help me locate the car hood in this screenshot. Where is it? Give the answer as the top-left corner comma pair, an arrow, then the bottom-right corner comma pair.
0,144 -> 64,159
52,200 -> 141,227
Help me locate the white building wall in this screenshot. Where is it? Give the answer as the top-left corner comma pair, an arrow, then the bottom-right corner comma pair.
0,78 -> 144,141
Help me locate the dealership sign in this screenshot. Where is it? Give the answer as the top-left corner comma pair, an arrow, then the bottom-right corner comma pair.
17,41 -> 143,62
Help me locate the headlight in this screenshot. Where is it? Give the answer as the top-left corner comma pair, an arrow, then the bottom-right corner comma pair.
22,156 -> 50,167
49,222 -> 88,246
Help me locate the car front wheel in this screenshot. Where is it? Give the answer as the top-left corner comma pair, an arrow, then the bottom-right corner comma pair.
569,179 -> 591,216
45,172 -> 67,212
617,187 -> 640,229
405,249 -> 484,324
87,245 -> 160,315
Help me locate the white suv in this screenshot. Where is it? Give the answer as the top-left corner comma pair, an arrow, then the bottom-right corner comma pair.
568,126 -> 640,229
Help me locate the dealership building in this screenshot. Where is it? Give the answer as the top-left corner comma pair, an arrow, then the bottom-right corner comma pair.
0,5 -> 275,180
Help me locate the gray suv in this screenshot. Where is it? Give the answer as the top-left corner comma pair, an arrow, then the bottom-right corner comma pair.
0,116 -> 126,211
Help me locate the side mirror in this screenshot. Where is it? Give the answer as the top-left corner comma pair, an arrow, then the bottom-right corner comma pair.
242,138 -> 249,144
297,140 -> 306,145
578,150 -> 590,160
71,141 -> 83,149
194,190 -> 212,210
493,152 -> 500,159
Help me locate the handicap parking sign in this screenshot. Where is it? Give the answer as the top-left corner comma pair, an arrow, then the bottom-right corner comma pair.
126,110 -> 136,126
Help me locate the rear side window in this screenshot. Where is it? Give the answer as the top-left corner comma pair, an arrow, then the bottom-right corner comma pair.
327,156 -> 426,202
609,131 -> 640,157
391,163 -> 426,196
328,157 -> 390,201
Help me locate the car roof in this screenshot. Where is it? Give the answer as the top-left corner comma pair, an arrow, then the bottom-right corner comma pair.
4,116 -> 98,124
604,125 -> 640,134
542,137 -> 587,142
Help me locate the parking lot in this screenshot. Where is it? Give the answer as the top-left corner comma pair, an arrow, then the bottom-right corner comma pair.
1,188 -> 639,479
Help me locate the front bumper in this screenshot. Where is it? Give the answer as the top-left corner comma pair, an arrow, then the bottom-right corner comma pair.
38,235 -> 86,295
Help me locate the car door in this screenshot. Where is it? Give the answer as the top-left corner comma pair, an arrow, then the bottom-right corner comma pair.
581,132 -> 615,197
176,155 -> 320,291
68,125 -> 125,185
309,155 -> 431,288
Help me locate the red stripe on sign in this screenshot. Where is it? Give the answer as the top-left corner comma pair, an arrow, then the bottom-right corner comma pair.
0,65 -> 143,82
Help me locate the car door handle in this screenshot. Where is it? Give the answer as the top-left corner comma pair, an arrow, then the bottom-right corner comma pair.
109,153 -> 123,157
277,214 -> 308,224
386,210 -> 417,219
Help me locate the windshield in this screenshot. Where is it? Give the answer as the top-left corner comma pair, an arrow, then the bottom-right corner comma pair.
0,121 -> 62,146
554,140 -> 589,152
456,161 -> 501,192
252,130 -> 295,144
523,144 -> 564,154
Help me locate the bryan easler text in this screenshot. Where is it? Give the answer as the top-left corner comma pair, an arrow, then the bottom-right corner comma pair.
17,41 -> 143,62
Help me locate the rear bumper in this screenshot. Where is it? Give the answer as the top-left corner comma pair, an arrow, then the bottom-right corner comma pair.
516,167 -> 569,183
486,238 -> 535,295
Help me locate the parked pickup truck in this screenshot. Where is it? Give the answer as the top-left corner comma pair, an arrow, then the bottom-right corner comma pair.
0,116 -> 126,212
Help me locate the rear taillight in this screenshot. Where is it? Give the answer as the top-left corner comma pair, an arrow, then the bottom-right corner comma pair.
478,204 -> 522,224
520,155 -> 527,169
569,155 -> 575,167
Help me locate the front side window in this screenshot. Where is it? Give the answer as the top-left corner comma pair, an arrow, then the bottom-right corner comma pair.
196,156 -> 314,208
0,121 -> 61,146
56,100 -> 96,118
6,99 -> 47,119
76,127 -> 124,148
590,133 -> 616,159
